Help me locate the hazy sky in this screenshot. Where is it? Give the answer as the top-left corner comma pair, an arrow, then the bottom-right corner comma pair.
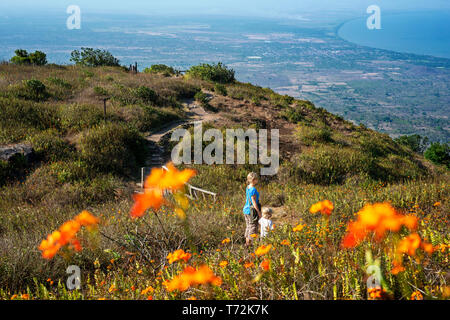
1,0 -> 450,17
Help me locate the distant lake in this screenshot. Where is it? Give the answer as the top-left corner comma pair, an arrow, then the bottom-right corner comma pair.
338,11 -> 450,59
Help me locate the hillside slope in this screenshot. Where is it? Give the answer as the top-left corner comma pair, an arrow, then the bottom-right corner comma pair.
0,64 -> 448,299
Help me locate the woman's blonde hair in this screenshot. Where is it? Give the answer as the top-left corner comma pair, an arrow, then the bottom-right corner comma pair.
262,207 -> 273,219
247,172 -> 258,184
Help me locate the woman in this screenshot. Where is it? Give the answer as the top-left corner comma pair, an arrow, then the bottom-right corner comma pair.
243,172 -> 261,246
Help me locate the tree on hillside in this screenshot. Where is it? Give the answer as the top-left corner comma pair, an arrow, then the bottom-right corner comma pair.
10,49 -> 47,66
70,48 -> 120,67
395,134 -> 429,153
144,64 -> 180,77
186,62 -> 235,83
424,142 -> 449,168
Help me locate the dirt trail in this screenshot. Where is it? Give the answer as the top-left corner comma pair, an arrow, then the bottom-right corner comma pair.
143,99 -> 221,168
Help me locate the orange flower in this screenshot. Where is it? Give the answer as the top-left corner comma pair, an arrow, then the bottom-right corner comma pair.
391,262 -> 405,275
164,265 -> 222,292
341,203 -> 418,248
130,163 -> 195,218
255,244 -> 272,256
260,259 -> 270,271
433,201 -> 441,207
38,211 -> 99,259
221,238 -> 231,244
280,239 -> 290,246
141,286 -> 154,295
396,233 -> 434,257
75,211 -> 99,227
167,249 -> 192,264
293,224 -> 306,232
410,291 -> 423,300
244,262 -> 255,269
310,200 -> 334,216
367,287 -> 386,300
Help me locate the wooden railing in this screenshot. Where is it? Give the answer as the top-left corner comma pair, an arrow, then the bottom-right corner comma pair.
137,166 -> 217,203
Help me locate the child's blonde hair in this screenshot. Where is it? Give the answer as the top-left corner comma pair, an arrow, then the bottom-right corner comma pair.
262,207 -> 273,219
247,172 -> 258,184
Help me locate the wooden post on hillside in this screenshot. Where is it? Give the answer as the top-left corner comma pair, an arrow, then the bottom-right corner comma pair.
103,98 -> 110,121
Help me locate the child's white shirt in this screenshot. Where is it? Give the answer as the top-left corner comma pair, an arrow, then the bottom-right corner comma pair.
259,217 -> 273,238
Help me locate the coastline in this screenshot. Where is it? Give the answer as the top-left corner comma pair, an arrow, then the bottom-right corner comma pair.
335,10 -> 450,62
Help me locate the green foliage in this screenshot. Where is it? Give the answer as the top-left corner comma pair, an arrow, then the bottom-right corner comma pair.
93,86 -> 110,97
291,146 -> 372,184
0,97 -> 59,132
59,104 -> 105,132
213,83 -> 227,96
119,105 -> 181,132
283,107 -> 304,123
270,93 -> 294,108
79,123 -> 146,174
47,77 -> 72,90
194,91 -> 209,104
425,142 -> 450,168
135,86 -> 158,104
15,79 -> 49,101
395,134 -> 429,153
27,130 -> 73,162
187,62 -> 235,84
143,64 -> 179,76
70,48 -> 120,67
10,49 -> 47,66
296,125 -> 332,145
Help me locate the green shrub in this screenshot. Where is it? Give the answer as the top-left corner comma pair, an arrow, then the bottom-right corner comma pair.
194,91 -> 209,105
296,125 -> 332,145
15,79 -> 49,101
10,49 -> 47,66
0,97 -> 59,131
187,62 -> 235,84
144,64 -> 178,76
135,86 -> 158,104
120,105 -> 181,132
70,48 -> 120,67
292,146 -> 372,184
283,107 -> 304,123
79,123 -> 146,174
93,86 -> 110,97
27,130 -> 73,162
47,77 -> 72,89
214,83 -> 227,96
270,93 -> 294,108
358,134 -> 397,158
59,104 -> 105,132
296,146 -> 373,185
48,160 -> 91,184
395,134 -> 429,153
425,142 -> 450,168
374,154 -> 424,181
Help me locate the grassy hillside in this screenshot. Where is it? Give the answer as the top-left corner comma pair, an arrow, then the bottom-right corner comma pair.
0,63 -> 448,300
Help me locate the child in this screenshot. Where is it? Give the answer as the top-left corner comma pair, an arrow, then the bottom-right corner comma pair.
259,207 -> 274,238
